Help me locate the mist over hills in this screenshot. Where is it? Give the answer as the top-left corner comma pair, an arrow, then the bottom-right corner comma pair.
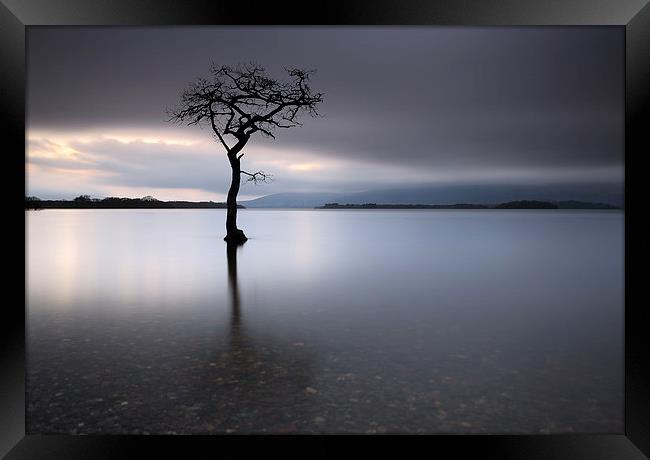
241,183 -> 624,208
240,192 -> 344,208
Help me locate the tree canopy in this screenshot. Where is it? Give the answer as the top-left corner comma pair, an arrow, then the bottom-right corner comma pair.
167,63 -> 323,184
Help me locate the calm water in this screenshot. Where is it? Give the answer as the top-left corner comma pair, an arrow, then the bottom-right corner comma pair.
26,209 -> 624,434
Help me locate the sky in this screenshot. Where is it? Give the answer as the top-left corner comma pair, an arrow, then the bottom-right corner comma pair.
26,27 -> 624,202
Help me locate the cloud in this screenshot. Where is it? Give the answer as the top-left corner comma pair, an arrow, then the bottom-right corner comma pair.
27,130 -> 622,200
28,135 -> 227,198
26,27 -> 624,199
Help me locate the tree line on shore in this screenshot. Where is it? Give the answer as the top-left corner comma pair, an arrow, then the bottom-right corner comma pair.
25,195 -> 244,209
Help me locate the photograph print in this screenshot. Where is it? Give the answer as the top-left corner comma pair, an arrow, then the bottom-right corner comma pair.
25,26 -> 624,435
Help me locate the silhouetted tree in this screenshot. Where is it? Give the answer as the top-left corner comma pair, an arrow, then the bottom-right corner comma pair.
73,194 -> 92,202
168,63 -> 323,244
25,196 -> 42,210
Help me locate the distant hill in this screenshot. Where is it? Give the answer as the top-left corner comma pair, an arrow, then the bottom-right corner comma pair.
241,184 -> 623,208
241,192 -> 345,208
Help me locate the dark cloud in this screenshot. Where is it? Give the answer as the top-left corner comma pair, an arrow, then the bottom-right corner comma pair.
27,26 -> 624,193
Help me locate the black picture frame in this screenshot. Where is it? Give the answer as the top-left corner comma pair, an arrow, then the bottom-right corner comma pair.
2,1 -> 648,458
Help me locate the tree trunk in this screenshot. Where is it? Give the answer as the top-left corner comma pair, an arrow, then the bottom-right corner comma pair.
224,148 -> 248,244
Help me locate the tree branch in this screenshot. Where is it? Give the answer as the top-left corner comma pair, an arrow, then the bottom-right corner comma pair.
208,106 -> 231,152
241,170 -> 273,184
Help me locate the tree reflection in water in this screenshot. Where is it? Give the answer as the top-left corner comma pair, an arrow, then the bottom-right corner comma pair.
195,242 -> 319,433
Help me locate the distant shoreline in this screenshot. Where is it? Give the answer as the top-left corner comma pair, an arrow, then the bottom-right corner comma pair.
316,200 -> 621,210
25,197 -> 244,210
25,197 -> 621,211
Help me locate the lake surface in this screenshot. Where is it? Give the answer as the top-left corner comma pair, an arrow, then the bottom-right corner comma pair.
26,209 -> 624,434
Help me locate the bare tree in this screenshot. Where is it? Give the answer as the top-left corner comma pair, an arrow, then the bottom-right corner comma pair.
167,63 -> 324,244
